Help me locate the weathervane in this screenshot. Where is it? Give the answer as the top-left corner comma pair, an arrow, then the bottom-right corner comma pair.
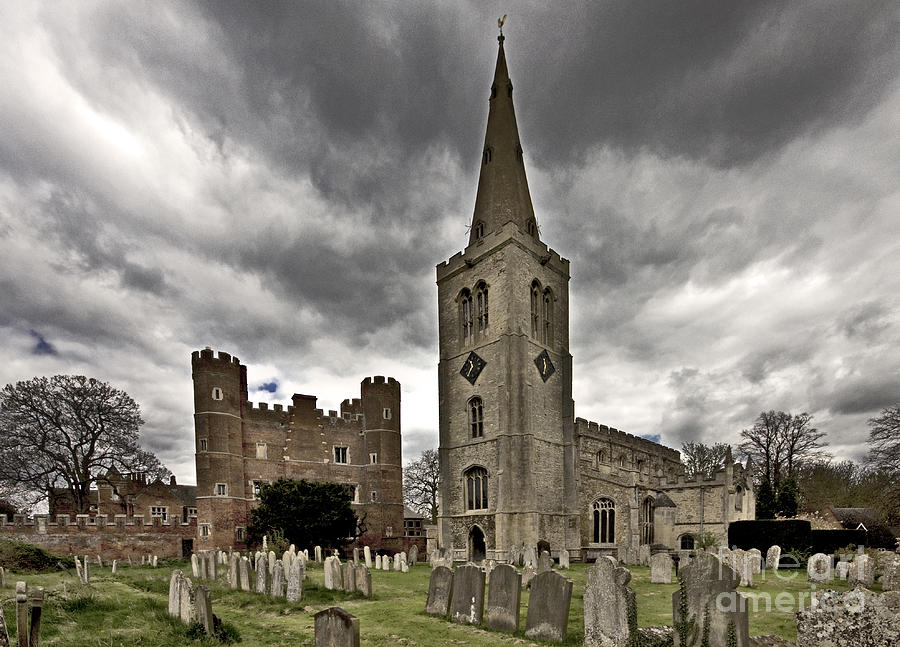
498,14 -> 507,36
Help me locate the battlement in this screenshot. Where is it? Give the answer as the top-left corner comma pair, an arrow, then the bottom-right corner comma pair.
576,417 -> 681,462
0,513 -> 197,528
361,376 -> 399,387
192,347 -> 243,367
243,400 -> 292,421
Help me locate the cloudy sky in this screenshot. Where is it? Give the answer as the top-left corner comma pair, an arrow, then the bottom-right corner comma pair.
2,1 -> 899,485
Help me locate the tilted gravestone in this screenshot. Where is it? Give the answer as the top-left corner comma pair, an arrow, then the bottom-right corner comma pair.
797,589 -> 900,646
287,560 -> 303,603
651,552 -> 673,584
271,560 -> 285,597
449,564 -> 485,625
425,566 -> 453,616
314,607 -> 359,647
807,553 -> 833,583
485,563 -> 521,633
168,570 -> 183,618
584,557 -> 634,647
354,565 -> 372,597
178,575 -> 195,624
196,585 -> 213,635
324,556 -> 343,590
672,551 -> 750,647
765,545 -> 780,571
524,570 -> 572,643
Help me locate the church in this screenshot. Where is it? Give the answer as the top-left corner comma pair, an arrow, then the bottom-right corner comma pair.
436,33 -> 755,563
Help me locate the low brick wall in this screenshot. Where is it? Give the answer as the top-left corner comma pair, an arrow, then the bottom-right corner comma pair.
0,514 -> 196,560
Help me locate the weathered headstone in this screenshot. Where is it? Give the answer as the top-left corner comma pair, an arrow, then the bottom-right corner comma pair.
485,563 -> 521,633
807,553 -> 833,583
409,544 -> 418,566
393,553 -> 401,571
523,545 -> 537,568
558,548 -> 570,570
538,550 -> 552,573
283,550 -> 293,570
15,582 -> 27,647
849,554 -> 874,587
27,585 -> 44,647
239,556 -> 251,591
271,560 -> 285,597
639,544 -> 651,567
797,589 -> 900,646
111,559 -> 117,574
364,545 -> 372,568
747,548 -> 762,576
765,545 -> 780,571
168,570 -> 183,618
179,576 -> 195,624
314,607 -> 359,647
352,547 -> 359,565
268,550 -> 276,574
74,556 -> 83,582
198,553 -> 207,580
324,556 -> 343,590
381,555 -> 390,571
672,551 -> 749,647
354,565 -> 372,597
522,564 -> 537,589
374,554 -> 381,570
524,570 -> 572,642
426,566 -> 453,616
256,553 -> 268,593
315,545 -> 323,562
287,560 -> 303,603
228,553 -> 239,589
584,557 -> 634,647
195,585 -> 213,635
191,553 -> 199,577
651,552 -> 673,584
342,562 -> 356,592
835,561 -> 851,580
83,557 -> 91,585
449,564 -> 485,625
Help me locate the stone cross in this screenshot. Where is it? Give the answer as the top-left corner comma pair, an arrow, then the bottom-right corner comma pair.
651,552 -> 673,584
485,563 -> 521,633
449,564 -> 485,625
425,566 -> 453,617
524,570 -> 572,642
314,607 -> 359,647
584,557 -> 634,647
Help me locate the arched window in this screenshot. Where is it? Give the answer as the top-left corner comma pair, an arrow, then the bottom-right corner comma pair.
593,498 -> 615,543
530,280 -> 541,339
476,282 -> 489,336
640,496 -> 654,545
483,148 -> 493,165
735,485 -> 743,511
596,450 -> 604,465
473,221 -> 485,240
680,534 -> 695,550
459,289 -> 473,344
469,397 -> 484,438
465,467 -> 488,511
542,289 -> 553,345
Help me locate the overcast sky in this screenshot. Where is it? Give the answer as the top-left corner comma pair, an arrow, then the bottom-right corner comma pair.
2,1 -> 899,485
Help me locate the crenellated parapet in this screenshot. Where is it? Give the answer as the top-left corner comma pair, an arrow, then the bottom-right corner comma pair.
576,417 -> 681,463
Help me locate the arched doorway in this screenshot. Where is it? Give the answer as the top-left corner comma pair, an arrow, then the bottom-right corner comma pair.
468,525 -> 486,563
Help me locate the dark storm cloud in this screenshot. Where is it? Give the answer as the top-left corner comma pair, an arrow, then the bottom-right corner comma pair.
29,330 -> 57,356
828,374 -> 900,416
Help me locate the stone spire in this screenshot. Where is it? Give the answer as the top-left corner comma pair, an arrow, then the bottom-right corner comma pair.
469,33 -> 537,247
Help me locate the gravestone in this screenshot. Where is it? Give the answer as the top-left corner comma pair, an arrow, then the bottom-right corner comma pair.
747,548 -> 762,576
179,576 -> 195,624
268,550 -> 276,574
797,589 -> 900,646
190,553 -> 199,577
314,607 -> 359,647
256,554 -> 268,593
342,562 -> 356,592
558,549 -> 570,570
0,595 -> 10,647
584,557 -> 634,647
83,557 -> 91,585
315,546 -> 323,562
807,553 -> 833,583
538,550 -> 552,573
449,564 -> 485,625
228,553 -> 239,589
485,563 -> 521,633
882,556 -> 900,591
283,550 -> 293,570
97,555 -> 102,568
354,565 -> 372,597
425,566 -> 453,616
522,565 -> 537,589
401,560 -> 409,573
374,555 -> 381,570
650,553 -> 673,584
639,544 -> 651,567
672,551 -> 749,647
74,556 -> 83,582
364,545 -> 372,568
524,570 -> 572,642
168,570 -> 183,617
507,545 -> 520,566
523,545 -> 537,568
835,561 -> 851,580
765,545 -> 781,571
271,560 -> 285,597
239,556 -> 251,591
352,547 -> 359,565
111,560 -> 117,574
207,551 -> 216,579
196,585 -> 213,635
287,560 -> 303,603
409,544 -> 418,566
382,555 -> 391,571
198,553 -> 207,580
393,553 -> 401,571
849,554 -> 874,587
324,556 -> 343,590
152,555 -> 158,568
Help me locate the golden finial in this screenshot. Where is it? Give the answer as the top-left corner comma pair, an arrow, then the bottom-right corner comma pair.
498,14 -> 507,35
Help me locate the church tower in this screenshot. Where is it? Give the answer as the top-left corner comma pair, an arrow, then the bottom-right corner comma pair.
436,32 -> 578,561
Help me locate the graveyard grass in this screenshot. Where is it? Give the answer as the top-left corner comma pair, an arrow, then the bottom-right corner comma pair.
0,560 -> 868,645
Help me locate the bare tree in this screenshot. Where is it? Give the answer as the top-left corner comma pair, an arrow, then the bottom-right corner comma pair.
403,449 -> 440,524
680,442 -> 732,479
739,410 -> 827,488
868,405 -> 900,473
0,375 -> 170,513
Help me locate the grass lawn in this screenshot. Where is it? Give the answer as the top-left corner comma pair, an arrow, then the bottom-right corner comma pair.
0,559 -> 872,646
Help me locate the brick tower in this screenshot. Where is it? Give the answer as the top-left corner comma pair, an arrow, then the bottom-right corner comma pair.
436,32 -> 579,561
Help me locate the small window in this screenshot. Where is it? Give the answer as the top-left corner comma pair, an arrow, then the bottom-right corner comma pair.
473,221 -> 485,240
211,387 -> 223,401
256,442 -> 267,459
215,483 -> 227,496
199,438 -> 208,452
370,453 -> 378,464
404,519 -> 423,536
252,480 -> 266,498
597,450 -> 604,465
526,219 -> 535,236
680,534 -> 695,550
383,408 -> 392,420
469,397 -> 484,438
370,491 -> 377,502
235,527 -> 245,541
385,525 -> 393,537
483,148 -> 492,165
334,446 -> 348,464
150,506 -> 167,521
186,507 -> 197,518
199,523 -> 210,538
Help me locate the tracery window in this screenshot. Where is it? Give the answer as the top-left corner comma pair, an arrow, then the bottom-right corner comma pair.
460,289 -> 473,344
542,289 -> 553,345
640,496 -> 654,545
531,280 -> 541,338
465,467 -> 489,511
469,396 -> 484,438
476,282 -> 489,336
593,498 -> 615,543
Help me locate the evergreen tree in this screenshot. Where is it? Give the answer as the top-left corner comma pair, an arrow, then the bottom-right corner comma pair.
775,477 -> 799,517
756,478 -> 778,519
